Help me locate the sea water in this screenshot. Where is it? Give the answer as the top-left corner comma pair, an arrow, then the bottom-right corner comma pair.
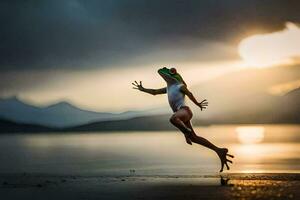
0,125 -> 299,175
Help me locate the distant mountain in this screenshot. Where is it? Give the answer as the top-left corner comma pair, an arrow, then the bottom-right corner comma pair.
66,114 -> 175,132
0,118 -> 54,133
0,97 -> 162,128
0,114 -> 176,133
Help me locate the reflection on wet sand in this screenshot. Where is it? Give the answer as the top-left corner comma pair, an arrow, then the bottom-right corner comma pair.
227,179 -> 296,200
0,173 -> 298,200
139,174 -> 299,200
220,175 -> 233,186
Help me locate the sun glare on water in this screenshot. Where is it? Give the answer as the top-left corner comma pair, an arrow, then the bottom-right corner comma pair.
238,22 -> 300,68
236,126 -> 265,144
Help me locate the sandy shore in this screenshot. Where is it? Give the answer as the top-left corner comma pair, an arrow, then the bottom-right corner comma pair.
0,173 -> 299,200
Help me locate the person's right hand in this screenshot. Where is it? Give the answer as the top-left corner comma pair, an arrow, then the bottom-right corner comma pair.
197,99 -> 208,111
132,81 -> 145,91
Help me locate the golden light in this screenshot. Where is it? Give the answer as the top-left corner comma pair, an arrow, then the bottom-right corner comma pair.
236,126 -> 265,144
268,79 -> 300,96
238,22 -> 300,68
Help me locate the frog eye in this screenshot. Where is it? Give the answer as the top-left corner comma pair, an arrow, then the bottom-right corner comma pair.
170,68 -> 177,75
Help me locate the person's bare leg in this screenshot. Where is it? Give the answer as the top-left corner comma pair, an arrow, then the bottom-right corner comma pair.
184,121 -> 219,151
185,121 -> 234,172
170,117 -> 192,145
169,108 -> 193,144
169,108 -> 234,171
170,115 -> 192,134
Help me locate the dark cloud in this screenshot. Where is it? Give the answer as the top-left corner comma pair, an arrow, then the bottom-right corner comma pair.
0,0 -> 299,70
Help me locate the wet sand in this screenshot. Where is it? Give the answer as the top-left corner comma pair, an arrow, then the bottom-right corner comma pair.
0,173 -> 299,200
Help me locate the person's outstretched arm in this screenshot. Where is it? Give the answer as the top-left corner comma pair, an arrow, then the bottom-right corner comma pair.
180,85 -> 208,110
132,81 -> 166,95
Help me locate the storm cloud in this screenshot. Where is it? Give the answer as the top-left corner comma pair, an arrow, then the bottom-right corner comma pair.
1,0 -> 300,70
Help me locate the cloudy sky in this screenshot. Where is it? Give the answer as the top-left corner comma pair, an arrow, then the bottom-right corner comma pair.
1,0 -> 300,111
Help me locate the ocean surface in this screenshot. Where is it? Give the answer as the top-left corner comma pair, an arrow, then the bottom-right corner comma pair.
0,125 -> 299,175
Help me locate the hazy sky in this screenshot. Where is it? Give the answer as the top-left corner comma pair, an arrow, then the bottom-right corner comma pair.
1,0 -> 300,111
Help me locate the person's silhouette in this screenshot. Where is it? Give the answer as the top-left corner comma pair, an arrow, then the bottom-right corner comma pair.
132,67 -> 234,172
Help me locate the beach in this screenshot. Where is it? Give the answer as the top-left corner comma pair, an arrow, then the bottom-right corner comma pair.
0,173 -> 298,200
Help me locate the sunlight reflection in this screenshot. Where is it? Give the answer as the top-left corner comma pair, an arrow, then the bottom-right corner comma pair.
236,126 -> 265,144
238,144 -> 264,159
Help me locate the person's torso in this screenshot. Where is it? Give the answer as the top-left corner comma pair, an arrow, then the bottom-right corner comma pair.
167,83 -> 186,112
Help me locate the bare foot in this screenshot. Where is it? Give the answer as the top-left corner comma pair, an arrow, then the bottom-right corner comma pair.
217,148 -> 234,172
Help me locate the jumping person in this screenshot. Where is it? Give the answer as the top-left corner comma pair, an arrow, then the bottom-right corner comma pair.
132,67 -> 233,172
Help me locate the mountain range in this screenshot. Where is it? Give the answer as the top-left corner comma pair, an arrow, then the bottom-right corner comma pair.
0,118 -> 54,133
0,96 -> 164,128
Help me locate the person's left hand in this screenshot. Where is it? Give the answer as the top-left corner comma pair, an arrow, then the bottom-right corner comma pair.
198,99 -> 208,111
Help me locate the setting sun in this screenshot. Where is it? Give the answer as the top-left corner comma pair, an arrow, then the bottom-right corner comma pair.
238,22 -> 300,68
